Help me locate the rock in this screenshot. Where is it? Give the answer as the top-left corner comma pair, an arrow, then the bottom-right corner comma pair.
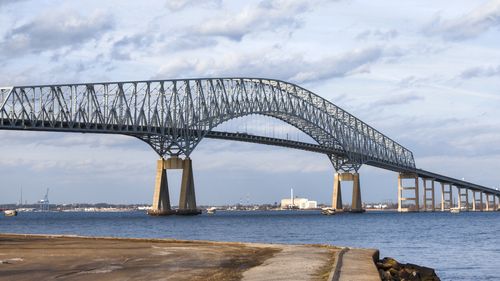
377,257 -> 440,281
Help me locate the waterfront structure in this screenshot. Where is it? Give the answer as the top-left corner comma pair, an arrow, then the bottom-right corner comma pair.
280,198 -> 317,209
1,78 -> 499,215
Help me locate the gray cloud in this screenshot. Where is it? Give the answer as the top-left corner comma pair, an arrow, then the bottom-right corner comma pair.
110,33 -> 218,61
423,1 -> 500,41
371,93 -> 424,107
110,34 -> 156,60
355,29 -> 399,41
0,0 -> 28,6
0,10 -> 114,57
193,0 -> 311,41
165,0 -> 221,11
459,65 -> 500,79
154,46 -> 402,83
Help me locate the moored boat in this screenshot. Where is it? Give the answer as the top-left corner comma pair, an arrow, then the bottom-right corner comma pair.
4,209 -> 18,217
207,207 -> 217,215
450,207 -> 460,213
321,207 -> 336,215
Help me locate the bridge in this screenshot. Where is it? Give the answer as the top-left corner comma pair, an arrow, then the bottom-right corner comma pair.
1,78 -> 498,214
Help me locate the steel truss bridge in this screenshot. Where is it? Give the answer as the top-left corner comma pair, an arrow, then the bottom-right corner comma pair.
1,78 -> 499,214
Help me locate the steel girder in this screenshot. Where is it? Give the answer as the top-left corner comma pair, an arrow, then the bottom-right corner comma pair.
0,78 -> 416,172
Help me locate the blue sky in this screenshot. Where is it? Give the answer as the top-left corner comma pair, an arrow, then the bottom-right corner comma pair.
0,0 -> 499,205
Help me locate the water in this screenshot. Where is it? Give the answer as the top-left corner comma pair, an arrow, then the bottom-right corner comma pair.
1,210 -> 499,280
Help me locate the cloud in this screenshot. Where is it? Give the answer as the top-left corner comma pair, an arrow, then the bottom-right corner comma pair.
165,0 -> 221,11
0,0 -> 28,6
371,93 -> 424,107
193,0 -> 311,41
110,34 -> 156,60
423,0 -> 500,41
155,46 -> 402,83
355,29 -> 399,41
0,9 -> 114,57
459,65 -> 500,79
110,33 -> 218,60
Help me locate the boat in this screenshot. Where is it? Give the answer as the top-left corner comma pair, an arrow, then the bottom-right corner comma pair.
207,207 -> 217,215
321,207 -> 336,216
4,209 -> 18,217
450,207 -> 460,213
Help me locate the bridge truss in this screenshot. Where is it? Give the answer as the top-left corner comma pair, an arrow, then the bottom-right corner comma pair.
0,78 -> 415,172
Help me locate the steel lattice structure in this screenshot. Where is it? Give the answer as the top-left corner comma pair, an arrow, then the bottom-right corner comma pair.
0,78 -> 415,172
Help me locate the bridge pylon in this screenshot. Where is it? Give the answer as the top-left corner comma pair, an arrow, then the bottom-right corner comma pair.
397,173 -> 419,212
148,156 -> 201,216
332,172 -> 363,213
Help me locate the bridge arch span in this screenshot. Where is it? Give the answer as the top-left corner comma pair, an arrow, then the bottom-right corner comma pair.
0,78 -> 415,172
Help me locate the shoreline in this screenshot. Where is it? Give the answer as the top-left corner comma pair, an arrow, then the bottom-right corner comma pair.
0,233 -> 439,281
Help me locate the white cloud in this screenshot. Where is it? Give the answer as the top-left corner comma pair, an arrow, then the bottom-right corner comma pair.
355,29 -> 399,41
155,46 -> 401,83
459,65 -> 500,79
0,9 -> 113,56
165,0 -> 221,11
193,0 -> 311,41
423,0 -> 500,41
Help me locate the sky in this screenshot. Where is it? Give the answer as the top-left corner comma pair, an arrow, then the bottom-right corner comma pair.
0,0 -> 499,205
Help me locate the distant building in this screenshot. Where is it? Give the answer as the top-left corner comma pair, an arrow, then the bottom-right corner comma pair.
280,198 -> 318,209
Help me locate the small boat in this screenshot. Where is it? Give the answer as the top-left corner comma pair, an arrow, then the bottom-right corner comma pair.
321,208 -> 336,216
4,209 -> 18,217
450,207 -> 460,213
206,207 -> 217,215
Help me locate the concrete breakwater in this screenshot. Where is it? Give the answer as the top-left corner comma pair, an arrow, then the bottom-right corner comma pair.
0,234 -> 438,281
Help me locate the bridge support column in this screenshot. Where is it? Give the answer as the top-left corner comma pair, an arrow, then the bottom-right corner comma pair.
332,173 -> 363,212
458,188 -> 469,211
332,173 -> 343,211
480,192 -> 484,211
441,183 -> 452,211
177,157 -> 201,215
472,191 -> 477,211
148,158 -> 174,216
486,193 -> 492,211
398,173 -> 419,212
422,178 -> 435,211
148,156 -> 201,216
351,173 -> 363,213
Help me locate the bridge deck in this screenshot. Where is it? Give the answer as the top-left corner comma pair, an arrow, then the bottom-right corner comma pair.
207,131 -> 500,196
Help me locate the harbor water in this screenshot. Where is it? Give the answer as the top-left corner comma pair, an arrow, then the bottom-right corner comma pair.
1,210 -> 499,280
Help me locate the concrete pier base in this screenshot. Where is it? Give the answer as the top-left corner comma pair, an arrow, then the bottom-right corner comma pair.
398,173 -> 419,212
332,173 -> 343,211
422,178 -> 435,211
332,173 -> 363,213
148,158 -> 174,216
148,156 -> 201,216
441,183 -> 452,211
458,187 -> 469,211
178,157 -> 200,215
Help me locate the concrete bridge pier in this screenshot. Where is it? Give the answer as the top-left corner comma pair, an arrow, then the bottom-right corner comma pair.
332,172 -> 363,212
148,156 -> 201,216
148,158 -> 175,216
177,157 -> 201,215
472,191 -> 482,211
458,188 -> 469,211
440,183 -> 452,211
422,178 -> 435,211
398,173 -> 419,212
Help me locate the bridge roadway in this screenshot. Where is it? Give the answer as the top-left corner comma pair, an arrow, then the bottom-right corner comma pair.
207,131 -> 500,197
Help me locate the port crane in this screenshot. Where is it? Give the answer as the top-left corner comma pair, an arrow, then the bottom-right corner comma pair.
38,188 -> 50,211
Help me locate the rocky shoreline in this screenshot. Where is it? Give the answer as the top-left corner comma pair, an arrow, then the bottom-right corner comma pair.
377,257 -> 440,281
